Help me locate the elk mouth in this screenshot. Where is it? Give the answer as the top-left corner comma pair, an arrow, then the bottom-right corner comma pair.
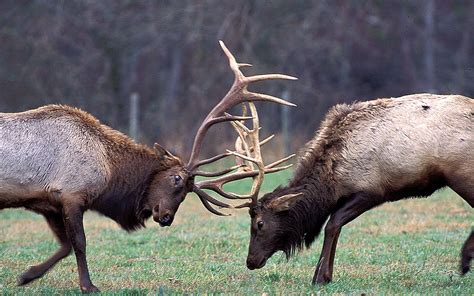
157,213 -> 174,227
246,256 -> 268,270
152,207 -> 174,227
153,213 -> 174,227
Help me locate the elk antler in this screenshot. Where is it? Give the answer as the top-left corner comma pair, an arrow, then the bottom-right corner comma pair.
186,41 -> 296,215
193,102 -> 295,214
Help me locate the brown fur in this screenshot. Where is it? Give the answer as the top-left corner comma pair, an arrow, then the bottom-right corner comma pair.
23,104 -> 158,157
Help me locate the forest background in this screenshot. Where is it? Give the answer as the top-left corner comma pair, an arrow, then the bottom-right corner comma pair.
0,1 -> 472,158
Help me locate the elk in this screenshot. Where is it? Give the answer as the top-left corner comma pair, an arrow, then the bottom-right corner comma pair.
236,94 -> 473,284
0,41 -> 296,293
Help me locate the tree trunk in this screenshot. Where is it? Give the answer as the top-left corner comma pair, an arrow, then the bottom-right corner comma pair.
423,0 -> 435,93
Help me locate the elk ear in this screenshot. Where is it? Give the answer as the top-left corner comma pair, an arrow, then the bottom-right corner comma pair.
154,143 -> 178,162
269,193 -> 304,212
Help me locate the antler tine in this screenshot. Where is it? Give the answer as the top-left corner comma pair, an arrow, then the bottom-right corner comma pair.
207,115 -> 253,126
192,153 -> 228,168
194,188 -> 230,216
247,74 -> 298,83
220,40 -> 297,83
229,109 -> 255,171
193,164 -> 242,177
266,163 -> 294,173
192,185 -> 232,209
219,40 -> 244,78
245,103 -> 264,204
266,154 -> 296,169
259,134 -> 275,146
245,91 -> 296,107
199,182 -> 253,200
238,63 -> 252,67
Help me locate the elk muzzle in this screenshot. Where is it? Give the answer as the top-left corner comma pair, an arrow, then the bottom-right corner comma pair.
152,206 -> 175,227
246,254 -> 268,270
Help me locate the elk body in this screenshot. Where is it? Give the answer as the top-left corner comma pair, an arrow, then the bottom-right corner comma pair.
243,93 -> 473,284
0,41 -> 296,293
0,105 -> 192,293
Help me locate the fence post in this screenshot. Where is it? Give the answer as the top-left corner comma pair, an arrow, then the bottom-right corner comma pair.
129,92 -> 139,141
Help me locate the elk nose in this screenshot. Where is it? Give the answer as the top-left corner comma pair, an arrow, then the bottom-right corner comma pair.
162,214 -> 171,223
246,258 -> 256,270
247,256 -> 267,270
158,213 -> 173,227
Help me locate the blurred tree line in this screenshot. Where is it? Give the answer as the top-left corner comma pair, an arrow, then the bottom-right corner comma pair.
0,1 -> 472,158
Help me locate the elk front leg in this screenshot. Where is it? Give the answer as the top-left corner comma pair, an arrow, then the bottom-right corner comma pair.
313,192 -> 379,285
62,199 -> 99,293
461,231 -> 474,275
18,213 -> 72,285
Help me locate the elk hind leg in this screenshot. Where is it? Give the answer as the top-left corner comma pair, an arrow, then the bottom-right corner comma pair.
18,213 -> 72,285
445,173 -> 473,275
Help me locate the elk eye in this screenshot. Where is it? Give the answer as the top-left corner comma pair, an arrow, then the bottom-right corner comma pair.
257,220 -> 264,230
173,175 -> 182,186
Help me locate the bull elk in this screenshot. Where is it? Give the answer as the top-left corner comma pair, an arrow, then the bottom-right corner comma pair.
0,41 -> 296,293
236,94 -> 473,284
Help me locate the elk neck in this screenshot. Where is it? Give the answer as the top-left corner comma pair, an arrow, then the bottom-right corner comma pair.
272,107 -> 349,253
264,165 -> 336,257
90,144 -> 162,231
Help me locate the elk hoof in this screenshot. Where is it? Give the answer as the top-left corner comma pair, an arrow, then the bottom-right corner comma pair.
81,284 -> 100,294
461,263 -> 470,275
460,251 -> 472,275
17,266 -> 42,286
312,271 -> 332,285
17,275 -> 33,286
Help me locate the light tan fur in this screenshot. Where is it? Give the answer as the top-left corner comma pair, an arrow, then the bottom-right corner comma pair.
295,94 -> 473,203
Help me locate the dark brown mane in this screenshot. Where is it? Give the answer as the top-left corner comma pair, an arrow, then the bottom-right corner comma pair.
260,99 -> 397,257
90,136 -> 181,231
91,141 -> 182,231
260,166 -> 334,257
90,163 -> 158,231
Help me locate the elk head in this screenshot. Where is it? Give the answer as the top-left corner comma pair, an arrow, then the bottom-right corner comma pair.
226,99 -> 305,269
148,41 -> 297,227
145,146 -> 188,227
245,189 -> 305,269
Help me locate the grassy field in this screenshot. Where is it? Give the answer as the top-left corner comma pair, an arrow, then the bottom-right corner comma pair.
0,170 -> 472,295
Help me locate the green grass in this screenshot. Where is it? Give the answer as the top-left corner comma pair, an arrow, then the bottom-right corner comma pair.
0,170 -> 473,295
